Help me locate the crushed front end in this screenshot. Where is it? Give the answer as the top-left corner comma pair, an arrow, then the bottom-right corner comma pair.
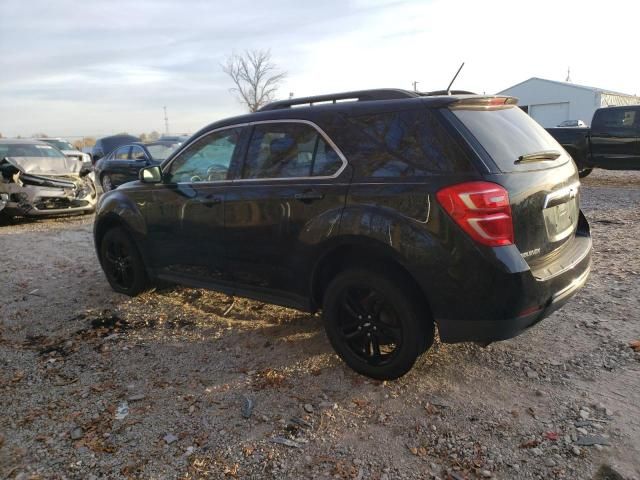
0,158 -> 97,217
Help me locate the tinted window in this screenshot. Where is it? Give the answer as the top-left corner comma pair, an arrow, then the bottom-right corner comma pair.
131,146 -> 146,160
242,123 -> 342,179
330,109 -> 471,178
453,106 -> 564,172
167,128 -> 241,183
115,147 -> 130,160
146,143 -> 177,160
592,108 -> 638,131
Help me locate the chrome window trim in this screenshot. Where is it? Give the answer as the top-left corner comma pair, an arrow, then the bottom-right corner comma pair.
130,145 -> 147,161
165,119 -> 348,185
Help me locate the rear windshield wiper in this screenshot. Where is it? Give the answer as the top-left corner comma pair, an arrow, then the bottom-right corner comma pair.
515,150 -> 562,164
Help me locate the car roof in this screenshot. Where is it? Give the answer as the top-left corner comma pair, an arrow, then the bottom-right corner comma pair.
192,89 -> 482,136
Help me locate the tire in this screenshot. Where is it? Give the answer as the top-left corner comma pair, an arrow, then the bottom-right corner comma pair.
99,227 -> 148,296
101,174 -> 114,192
322,267 -> 434,380
578,168 -> 593,178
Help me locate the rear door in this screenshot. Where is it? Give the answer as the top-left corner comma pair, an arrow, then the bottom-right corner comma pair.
110,146 -> 132,186
448,100 -> 580,264
224,120 -> 349,302
128,145 -> 149,183
589,107 -> 640,169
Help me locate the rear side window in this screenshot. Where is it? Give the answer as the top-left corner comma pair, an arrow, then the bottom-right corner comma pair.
114,147 -> 130,160
242,122 -> 343,179
131,146 -> 146,160
330,109 -> 472,178
452,106 -> 565,172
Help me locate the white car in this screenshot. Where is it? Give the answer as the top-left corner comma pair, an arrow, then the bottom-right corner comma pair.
557,120 -> 587,127
35,138 -> 92,165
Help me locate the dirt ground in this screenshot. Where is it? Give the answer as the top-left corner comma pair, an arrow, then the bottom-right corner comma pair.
1,170 -> 639,480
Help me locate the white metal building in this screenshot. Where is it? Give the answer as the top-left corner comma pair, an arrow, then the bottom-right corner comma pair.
497,77 -> 640,127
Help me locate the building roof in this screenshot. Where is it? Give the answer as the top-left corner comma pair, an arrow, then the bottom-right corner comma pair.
498,77 -> 636,98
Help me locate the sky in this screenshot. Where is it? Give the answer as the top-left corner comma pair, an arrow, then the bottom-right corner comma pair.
0,0 -> 638,139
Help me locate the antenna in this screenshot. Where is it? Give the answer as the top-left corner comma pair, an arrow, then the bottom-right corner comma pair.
565,67 -> 571,82
163,106 -> 169,135
446,62 -> 465,95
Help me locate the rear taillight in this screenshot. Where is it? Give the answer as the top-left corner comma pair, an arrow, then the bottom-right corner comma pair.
436,181 -> 514,247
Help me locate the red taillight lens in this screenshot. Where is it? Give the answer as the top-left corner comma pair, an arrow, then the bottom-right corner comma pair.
436,181 -> 514,247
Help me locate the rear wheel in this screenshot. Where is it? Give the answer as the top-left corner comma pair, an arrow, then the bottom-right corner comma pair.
322,268 -> 433,380
100,227 -> 148,296
101,174 -> 114,192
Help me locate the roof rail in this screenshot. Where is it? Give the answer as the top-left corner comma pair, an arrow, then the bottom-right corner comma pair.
420,89 -> 477,96
258,89 -> 418,111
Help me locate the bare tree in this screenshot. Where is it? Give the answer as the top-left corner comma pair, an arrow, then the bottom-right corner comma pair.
222,50 -> 286,112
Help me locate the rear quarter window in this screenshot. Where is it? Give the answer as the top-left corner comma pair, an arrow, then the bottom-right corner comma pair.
328,109 -> 473,179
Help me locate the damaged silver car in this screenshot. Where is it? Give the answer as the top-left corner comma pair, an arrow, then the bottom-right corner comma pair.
0,139 -> 97,218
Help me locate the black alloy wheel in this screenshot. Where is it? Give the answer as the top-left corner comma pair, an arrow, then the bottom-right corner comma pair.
337,286 -> 403,366
100,227 -> 148,296
323,268 -> 433,380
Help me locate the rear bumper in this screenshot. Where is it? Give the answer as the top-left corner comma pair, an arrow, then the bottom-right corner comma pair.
435,212 -> 592,344
437,257 -> 591,343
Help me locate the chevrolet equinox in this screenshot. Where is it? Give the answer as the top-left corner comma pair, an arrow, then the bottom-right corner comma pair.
94,89 -> 592,379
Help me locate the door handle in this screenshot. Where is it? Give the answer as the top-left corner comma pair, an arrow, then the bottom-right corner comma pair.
199,196 -> 222,207
294,190 -> 324,202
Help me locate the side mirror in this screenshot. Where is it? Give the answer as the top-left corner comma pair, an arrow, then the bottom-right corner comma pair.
139,165 -> 162,183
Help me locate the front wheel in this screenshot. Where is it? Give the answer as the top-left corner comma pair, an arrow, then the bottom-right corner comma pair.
100,227 -> 148,296
578,167 -> 593,178
323,268 -> 433,380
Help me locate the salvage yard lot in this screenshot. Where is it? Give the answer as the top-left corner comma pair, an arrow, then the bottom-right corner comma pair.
1,171 -> 639,479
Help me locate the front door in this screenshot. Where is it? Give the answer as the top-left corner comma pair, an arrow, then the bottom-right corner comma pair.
590,106 -> 640,169
224,121 -> 350,302
142,127 -> 245,283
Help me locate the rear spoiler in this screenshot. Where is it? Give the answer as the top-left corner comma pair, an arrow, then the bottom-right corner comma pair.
449,96 -> 519,110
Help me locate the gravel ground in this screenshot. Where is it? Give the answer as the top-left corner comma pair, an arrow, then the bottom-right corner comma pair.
1,169 -> 639,480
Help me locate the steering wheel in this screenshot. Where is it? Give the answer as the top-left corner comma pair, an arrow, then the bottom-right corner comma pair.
206,164 -> 227,181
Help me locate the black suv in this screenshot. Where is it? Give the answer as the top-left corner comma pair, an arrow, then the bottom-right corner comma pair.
94,89 -> 592,379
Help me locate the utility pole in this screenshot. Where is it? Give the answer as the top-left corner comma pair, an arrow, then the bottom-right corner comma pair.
163,106 -> 169,135
412,81 -> 419,92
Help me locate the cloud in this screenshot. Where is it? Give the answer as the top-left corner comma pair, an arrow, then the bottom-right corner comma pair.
0,0 -> 639,137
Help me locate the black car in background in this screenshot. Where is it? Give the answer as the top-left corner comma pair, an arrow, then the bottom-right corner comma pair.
547,105 -> 640,177
91,134 -> 140,163
95,141 -> 179,192
94,89 -> 592,379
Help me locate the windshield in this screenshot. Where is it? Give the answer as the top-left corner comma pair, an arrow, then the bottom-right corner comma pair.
452,106 -> 566,172
0,143 -> 67,159
43,139 -> 75,151
147,143 -> 178,160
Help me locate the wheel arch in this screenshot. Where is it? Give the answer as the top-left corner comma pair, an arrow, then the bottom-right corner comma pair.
310,238 -> 433,319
